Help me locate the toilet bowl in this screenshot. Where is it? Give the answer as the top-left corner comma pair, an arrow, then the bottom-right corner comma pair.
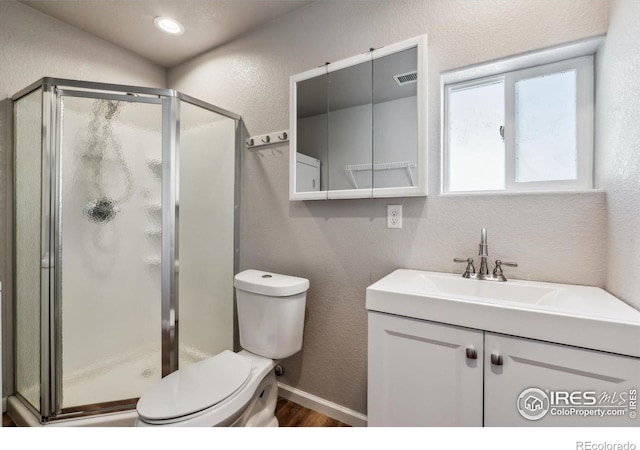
135,270 -> 309,427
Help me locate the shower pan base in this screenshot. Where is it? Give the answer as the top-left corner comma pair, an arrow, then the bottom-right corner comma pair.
7,396 -> 137,427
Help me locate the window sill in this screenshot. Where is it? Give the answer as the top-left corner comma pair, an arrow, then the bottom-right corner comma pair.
440,189 -> 604,198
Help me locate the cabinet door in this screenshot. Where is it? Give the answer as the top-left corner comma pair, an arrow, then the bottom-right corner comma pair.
290,35 -> 427,201
368,312 -> 483,426
372,39 -> 428,198
327,55 -> 373,199
289,67 -> 328,200
485,332 -> 640,426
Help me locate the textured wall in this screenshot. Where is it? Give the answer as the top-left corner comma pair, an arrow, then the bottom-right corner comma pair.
595,0 -> 640,309
168,0 -> 608,415
0,1 -> 166,399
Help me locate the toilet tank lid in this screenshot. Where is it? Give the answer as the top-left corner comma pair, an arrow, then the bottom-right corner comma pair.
234,270 -> 309,297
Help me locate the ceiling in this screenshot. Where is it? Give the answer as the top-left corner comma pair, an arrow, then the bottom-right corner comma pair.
21,0 -> 313,68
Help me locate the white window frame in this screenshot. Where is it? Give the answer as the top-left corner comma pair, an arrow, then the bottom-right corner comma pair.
443,55 -> 594,194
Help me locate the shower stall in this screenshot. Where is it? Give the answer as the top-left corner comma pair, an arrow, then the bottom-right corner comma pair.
12,78 -> 241,423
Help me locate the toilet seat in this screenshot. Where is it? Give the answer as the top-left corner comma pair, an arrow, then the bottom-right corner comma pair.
137,351 -> 252,423
136,350 -> 276,426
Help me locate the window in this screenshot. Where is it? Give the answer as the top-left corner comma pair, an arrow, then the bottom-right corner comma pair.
443,56 -> 593,193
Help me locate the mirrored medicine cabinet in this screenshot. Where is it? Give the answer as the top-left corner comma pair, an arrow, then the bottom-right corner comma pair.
289,34 -> 428,200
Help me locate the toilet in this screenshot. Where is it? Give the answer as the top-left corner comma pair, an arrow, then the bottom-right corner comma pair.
135,269 -> 309,427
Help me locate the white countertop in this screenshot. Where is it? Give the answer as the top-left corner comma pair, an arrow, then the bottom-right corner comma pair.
366,269 -> 640,358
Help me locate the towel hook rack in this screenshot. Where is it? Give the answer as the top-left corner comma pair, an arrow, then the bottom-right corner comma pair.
246,129 -> 289,149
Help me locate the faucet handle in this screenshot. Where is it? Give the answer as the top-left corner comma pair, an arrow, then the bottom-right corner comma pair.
454,258 -> 475,278
493,260 -> 518,281
496,260 -> 518,267
454,257 -> 473,264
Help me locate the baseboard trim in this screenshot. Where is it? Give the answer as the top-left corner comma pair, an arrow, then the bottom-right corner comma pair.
277,382 -> 367,427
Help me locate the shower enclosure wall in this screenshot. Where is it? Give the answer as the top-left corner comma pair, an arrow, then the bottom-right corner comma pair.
12,78 -> 241,422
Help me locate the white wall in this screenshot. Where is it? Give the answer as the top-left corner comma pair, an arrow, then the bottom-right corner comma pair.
1,1 -> 166,400
169,0 -> 608,414
595,0 -> 640,309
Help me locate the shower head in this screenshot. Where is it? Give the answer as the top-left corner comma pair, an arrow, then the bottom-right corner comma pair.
86,198 -> 116,223
105,101 -> 121,120
82,98 -> 133,223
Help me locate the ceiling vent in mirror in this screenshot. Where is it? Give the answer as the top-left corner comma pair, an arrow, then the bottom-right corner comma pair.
393,71 -> 418,86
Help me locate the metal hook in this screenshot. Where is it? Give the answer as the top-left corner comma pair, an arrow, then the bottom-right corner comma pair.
278,132 -> 288,141
261,136 -> 271,144
246,138 -> 254,147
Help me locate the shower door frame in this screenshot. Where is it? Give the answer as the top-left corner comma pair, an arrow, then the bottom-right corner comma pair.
53,88 -> 168,419
12,78 -> 242,423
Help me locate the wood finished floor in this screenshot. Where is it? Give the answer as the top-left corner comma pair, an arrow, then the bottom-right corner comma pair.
276,397 -> 349,427
1,398 -> 347,427
2,412 -> 15,427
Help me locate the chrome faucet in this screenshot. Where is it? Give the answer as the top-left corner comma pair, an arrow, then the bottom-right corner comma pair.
478,228 -> 489,277
453,228 -> 518,282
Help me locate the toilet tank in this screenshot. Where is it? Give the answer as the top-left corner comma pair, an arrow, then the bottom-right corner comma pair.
234,270 -> 309,360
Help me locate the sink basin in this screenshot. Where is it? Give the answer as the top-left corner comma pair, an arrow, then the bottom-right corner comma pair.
366,269 -> 640,358
402,271 -> 560,305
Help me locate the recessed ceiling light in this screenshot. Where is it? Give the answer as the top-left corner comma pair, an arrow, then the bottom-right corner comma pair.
154,16 -> 185,35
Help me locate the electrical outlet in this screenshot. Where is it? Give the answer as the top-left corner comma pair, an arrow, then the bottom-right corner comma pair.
387,204 -> 402,229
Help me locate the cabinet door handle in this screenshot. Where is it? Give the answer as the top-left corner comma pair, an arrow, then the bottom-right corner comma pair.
465,347 -> 477,360
491,353 -> 503,366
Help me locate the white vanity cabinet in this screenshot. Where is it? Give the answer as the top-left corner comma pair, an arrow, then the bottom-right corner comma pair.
368,312 -> 483,426
484,332 -> 639,427
368,311 -> 640,427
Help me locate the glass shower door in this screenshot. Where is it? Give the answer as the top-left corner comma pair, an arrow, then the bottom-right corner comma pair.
57,93 -> 163,411
14,87 -> 45,413
177,101 -> 236,368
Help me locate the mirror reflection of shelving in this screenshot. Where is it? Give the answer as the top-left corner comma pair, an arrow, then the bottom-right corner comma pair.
345,161 -> 417,189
